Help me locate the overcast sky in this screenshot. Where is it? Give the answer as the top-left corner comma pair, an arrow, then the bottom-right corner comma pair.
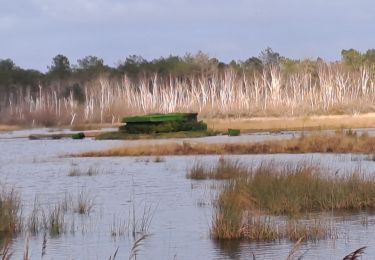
1,0 -> 374,71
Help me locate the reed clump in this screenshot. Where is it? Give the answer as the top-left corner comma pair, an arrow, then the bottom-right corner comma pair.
153,156 -> 165,163
217,161 -> 375,215
78,130 -> 375,157
201,160 -> 375,241
45,204 -> 65,236
0,186 -> 21,240
74,191 -> 94,215
68,167 -> 98,177
187,158 -> 247,180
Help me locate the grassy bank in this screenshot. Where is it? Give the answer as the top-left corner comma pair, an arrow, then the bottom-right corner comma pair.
78,130 -> 375,157
205,113 -> 375,133
0,125 -> 22,132
187,159 -> 375,241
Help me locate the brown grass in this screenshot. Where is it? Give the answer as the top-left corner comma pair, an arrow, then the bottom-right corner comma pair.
68,167 -> 99,177
78,130 -> 375,157
187,158 -> 247,180
215,161 -> 375,215
74,191 -> 94,215
212,212 -> 333,242
205,113 -> 375,132
0,186 -> 21,240
45,204 -> 65,236
205,160 -> 375,241
0,125 -> 22,132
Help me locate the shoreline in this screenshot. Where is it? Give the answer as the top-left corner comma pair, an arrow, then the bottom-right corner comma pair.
204,113 -> 375,132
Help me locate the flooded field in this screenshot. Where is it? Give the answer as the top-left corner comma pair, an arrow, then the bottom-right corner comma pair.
1,128 -> 375,259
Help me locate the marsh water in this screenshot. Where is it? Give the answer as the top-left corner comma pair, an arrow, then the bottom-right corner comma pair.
1,128 -> 375,259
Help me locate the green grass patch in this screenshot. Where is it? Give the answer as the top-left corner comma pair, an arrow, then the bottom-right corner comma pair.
72,132 -> 85,139
227,129 -> 240,136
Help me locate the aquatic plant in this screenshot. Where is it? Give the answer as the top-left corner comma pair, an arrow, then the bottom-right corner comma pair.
153,156 -> 165,163
129,234 -> 149,260
68,167 -> 98,177
45,204 -> 65,236
74,191 -> 94,215
110,215 -> 128,238
0,186 -> 21,239
197,159 -> 375,241
108,247 -> 119,260
343,246 -> 367,260
26,197 -> 41,235
187,158 -> 246,180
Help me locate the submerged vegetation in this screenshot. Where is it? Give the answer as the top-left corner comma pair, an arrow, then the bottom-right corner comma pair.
188,159 -> 375,241
68,167 -> 99,177
74,191 -> 95,215
79,130 -> 375,157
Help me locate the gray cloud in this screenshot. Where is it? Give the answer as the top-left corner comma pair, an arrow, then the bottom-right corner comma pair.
1,0 -> 375,71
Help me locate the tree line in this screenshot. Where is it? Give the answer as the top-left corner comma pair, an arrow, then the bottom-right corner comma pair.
1,48 -> 375,103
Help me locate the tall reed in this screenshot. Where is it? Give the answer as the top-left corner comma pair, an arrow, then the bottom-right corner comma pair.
0,186 -> 21,239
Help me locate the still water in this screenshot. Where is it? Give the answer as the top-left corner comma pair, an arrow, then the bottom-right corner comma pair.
1,128 -> 375,259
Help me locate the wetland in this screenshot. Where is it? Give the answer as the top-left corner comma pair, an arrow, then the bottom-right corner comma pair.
1,128 -> 375,259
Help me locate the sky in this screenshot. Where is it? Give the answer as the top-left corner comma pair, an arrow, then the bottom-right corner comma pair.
1,0 -> 375,71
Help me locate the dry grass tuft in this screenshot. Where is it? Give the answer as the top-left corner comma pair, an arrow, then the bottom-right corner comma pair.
0,186 -> 21,240
187,158 -> 247,180
45,204 -> 65,236
68,167 -> 98,177
74,191 -> 94,215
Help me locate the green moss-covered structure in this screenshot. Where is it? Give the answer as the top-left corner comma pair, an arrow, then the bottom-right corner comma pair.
120,113 -> 207,134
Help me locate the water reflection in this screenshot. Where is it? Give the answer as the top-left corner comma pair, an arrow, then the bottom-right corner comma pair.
213,240 -> 243,260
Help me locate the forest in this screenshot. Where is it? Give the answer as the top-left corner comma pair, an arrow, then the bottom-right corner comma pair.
1,48 -> 375,126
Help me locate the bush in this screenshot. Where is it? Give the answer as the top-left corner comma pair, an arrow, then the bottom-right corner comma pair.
227,129 -> 240,136
72,132 -> 85,139
120,120 -> 208,134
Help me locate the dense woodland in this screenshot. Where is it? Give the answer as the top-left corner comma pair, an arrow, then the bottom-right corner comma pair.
1,48 -> 375,125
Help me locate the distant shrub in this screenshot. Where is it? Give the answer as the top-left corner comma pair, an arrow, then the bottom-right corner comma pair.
227,129 -> 240,136
72,132 -> 85,139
